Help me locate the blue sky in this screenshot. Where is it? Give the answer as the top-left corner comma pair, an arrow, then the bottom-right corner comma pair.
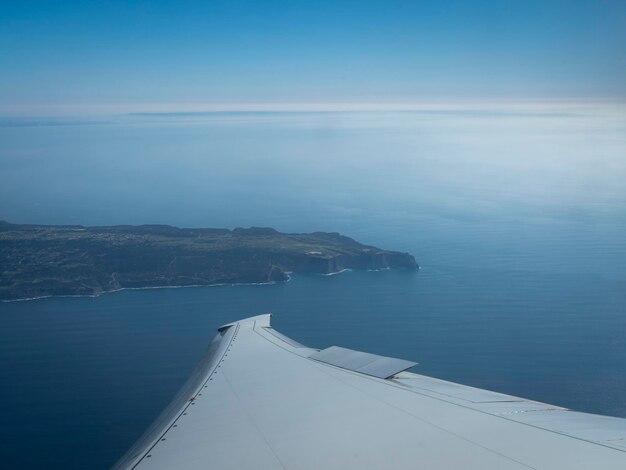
1,0 -> 625,114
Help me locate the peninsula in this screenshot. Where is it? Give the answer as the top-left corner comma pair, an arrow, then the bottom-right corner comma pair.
0,221 -> 418,301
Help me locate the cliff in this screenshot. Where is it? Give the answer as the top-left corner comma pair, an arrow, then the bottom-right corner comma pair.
0,221 -> 418,301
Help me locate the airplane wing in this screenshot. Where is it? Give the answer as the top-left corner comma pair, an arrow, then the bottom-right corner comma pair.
112,314 -> 626,469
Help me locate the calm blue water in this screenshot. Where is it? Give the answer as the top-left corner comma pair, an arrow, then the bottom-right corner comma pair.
1,108 -> 625,469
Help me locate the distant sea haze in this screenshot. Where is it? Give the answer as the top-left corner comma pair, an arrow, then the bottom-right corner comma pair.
1,107 -> 625,469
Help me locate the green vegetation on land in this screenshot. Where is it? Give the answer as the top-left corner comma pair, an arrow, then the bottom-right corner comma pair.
0,222 -> 418,301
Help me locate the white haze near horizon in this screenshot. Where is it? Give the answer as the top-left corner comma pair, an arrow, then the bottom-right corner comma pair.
1,104 -> 625,280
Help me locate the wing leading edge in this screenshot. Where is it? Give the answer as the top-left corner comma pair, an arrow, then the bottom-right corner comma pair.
112,314 -> 626,469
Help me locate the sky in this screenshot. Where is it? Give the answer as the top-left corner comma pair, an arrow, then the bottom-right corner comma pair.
1,0 -> 626,115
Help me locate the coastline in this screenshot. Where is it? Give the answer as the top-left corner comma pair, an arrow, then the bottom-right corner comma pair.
2,268 -> 386,303
1,275 -> 293,303
320,268 -> 352,276
0,266 -> 422,303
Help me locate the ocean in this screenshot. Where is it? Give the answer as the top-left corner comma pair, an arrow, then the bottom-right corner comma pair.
1,106 -> 625,468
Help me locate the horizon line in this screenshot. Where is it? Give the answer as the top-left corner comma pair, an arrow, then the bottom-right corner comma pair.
1,98 -> 626,118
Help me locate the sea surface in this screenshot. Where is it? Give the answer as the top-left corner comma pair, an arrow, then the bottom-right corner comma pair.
1,106 -> 625,469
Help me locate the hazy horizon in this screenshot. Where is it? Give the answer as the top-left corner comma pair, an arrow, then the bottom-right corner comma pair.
2,99 -> 626,120
2,105 -> 625,228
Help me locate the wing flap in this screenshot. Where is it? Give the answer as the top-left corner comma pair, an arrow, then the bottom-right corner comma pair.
309,345 -> 417,379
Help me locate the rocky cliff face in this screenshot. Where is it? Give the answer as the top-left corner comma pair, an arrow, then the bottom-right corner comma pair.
0,222 -> 418,301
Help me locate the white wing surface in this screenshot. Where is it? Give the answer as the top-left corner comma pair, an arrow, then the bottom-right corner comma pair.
112,314 -> 626,469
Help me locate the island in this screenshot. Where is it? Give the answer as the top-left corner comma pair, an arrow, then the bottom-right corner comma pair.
0,221 -> 418,301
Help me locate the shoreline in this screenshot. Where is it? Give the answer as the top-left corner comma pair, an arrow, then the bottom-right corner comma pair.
320,268 -> 352,276
1,275 -> 293,303
1,267 -> 410,303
